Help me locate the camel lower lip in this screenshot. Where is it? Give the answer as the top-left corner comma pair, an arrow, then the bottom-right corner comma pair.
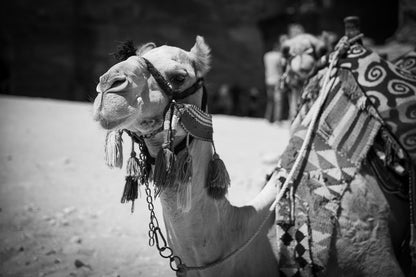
98,115 -> 131,130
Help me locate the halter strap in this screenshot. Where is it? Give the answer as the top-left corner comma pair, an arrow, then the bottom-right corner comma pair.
142,57 -> 204,103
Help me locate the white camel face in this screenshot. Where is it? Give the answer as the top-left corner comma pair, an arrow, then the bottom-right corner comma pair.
92,36 -> 211,137
282,34 -> 327,89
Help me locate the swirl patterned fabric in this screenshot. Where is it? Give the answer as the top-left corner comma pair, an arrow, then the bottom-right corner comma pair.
338,44 -> 416,163
276,43 -> 416,277
393,50 -> 416,75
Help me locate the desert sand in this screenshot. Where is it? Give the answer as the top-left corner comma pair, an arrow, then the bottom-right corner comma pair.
0,95 -> 289,277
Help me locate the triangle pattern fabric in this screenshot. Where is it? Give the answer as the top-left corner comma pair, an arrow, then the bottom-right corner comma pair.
276,45 -> 386,277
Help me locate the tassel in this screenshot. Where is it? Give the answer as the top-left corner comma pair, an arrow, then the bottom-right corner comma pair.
153,102 -> 177,194
176,136 -> 193,212
206,150 -> 230,199
104,130 -> 123,168
121,176 -> 138,213
153,146 -> 175,193
126,150 -> 140,179
176,135 -> 193,184
176,150 -> 192,184
120,138 -> 141,213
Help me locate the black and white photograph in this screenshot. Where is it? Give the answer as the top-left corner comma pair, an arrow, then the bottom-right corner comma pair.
1,0 -> 415,276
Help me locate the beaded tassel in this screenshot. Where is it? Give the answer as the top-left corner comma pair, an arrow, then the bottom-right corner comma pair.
153,102 -> 176,194
121,138 -> 140,213
104,130 -> 123,168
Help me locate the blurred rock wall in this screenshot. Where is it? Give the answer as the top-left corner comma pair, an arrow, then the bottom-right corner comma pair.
0,0 -> 402,110
1,0 -> 278,103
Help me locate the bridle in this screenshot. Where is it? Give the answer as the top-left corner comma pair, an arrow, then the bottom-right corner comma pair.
123,56 -> 208,169
142,57 -> 208,114
125,56 -> 273,276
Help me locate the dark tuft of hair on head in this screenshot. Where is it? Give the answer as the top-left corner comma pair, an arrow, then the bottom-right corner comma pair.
112,40 -> 137,62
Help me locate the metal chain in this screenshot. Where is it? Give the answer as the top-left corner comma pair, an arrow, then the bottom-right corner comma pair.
143,181 -> 184,272
131,137 -> 184,272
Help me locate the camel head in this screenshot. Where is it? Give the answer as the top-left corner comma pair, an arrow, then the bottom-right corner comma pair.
93,36 -> 230,209
93,36 -> 211,138
281,33 -> 330,90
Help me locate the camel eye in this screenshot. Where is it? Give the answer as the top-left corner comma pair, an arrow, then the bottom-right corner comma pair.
170,74 -> 186,86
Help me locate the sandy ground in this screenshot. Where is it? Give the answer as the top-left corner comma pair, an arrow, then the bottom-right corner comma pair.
0,95 -> 289,277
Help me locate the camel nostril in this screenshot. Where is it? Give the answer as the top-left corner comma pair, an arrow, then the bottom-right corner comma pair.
99,75 -> 127,93
110,79 -> 126,89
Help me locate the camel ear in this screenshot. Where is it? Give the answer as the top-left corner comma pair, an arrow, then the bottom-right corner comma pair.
190,36 -> 211,76
136,42 -> 156,56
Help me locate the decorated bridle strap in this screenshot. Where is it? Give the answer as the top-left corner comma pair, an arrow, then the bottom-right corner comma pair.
177,104 -> 213,142
142,57 -> 174,97
142,57 -> 204,101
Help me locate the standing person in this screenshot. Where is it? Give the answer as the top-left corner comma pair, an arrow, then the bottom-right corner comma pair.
264,35 -> 288,123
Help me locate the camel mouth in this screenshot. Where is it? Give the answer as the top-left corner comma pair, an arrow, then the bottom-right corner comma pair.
130,117 -> 164,136
97,115 -> 132,130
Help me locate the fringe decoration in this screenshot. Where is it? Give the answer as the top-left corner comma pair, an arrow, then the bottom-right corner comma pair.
153,102 -> 177,195
121,176 -> 139,213
153,145 -> 176,194
176,135 -> 193,212
206,146 -> 230,199
176,136 -> 193,185
177,181 -> 192,213
120,138 -> 141,213
104,130 -> 123,168
126,151 -> 141,179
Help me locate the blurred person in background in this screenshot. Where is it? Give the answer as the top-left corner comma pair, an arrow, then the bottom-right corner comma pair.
212,83 -> 234,115
264,34 -> 289,123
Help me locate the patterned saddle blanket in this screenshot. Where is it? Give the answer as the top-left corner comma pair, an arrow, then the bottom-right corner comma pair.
276,44 -> 416,277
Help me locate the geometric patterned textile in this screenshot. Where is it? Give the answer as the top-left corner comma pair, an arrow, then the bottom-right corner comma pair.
317,69 -> 382,166
277,130 -> 356,277
175,103 -> 213,142
277,60 -> 382,276
338,44 -> 416,164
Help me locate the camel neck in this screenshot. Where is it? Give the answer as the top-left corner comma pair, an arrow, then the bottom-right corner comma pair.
158,140 -> 241,268
157,139 -> 277,273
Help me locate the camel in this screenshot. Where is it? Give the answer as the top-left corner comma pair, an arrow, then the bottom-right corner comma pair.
280,32 -> 337,119
92,36 -> 413,276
